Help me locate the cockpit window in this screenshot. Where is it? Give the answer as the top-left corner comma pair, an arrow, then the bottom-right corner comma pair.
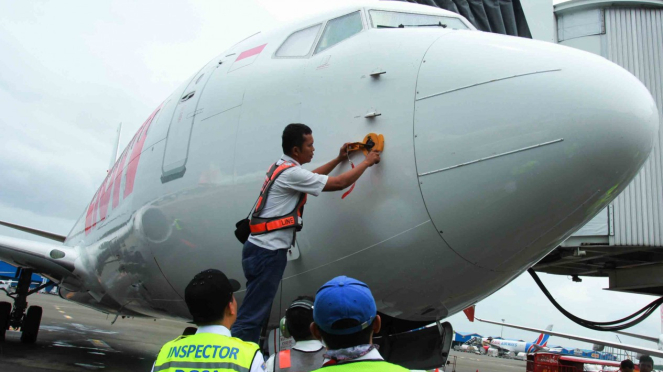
314,11 -> 363,54
369,10 -> 469,30
276,24 -> 322,57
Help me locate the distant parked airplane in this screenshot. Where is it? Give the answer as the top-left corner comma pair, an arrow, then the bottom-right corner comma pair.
477,317 -> 663,359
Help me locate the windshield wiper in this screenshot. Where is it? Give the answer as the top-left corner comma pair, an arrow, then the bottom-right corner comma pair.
377,22 -> 447,29
402,22 -> 448,28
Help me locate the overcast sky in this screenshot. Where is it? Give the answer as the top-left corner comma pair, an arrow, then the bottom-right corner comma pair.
0,0 -> 660,363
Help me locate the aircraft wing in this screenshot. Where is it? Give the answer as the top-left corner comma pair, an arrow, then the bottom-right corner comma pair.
0,234 -> 78,282
476,317 -> 663,359
615,330 -> 659,344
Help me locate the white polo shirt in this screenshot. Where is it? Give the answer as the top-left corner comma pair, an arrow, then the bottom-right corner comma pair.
248,155 -> 328,250
264,339 -> 325,372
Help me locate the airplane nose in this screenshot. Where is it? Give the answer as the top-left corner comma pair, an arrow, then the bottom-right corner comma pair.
413,31 -> 659,271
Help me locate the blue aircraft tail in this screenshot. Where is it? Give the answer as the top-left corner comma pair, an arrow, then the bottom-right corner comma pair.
532,324 -> 553,347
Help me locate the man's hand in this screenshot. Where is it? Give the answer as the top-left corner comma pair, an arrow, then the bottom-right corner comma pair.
337,142 -> 352,161
324,150 -> 381,191
363,150 -> 381,166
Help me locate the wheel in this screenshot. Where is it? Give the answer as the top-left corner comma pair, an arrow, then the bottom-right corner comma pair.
20,305 -> 42,343
0,301 -> 11,342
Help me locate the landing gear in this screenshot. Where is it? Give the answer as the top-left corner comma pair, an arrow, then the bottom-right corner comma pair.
1,268 -> 52,344
20,305 -> 43,343
0,301 -> 11,342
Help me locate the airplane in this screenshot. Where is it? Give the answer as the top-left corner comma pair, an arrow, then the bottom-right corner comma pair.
476,317 -> 663,359
0,0 -> 659,367
485,325 -> 553,355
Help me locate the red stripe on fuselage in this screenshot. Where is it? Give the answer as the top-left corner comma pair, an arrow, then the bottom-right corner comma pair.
236,44 -> 267,62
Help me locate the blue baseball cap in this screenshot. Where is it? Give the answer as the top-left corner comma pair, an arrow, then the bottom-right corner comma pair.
313,276 -> 377,335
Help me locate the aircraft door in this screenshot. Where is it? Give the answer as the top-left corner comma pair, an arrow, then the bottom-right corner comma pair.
161,63 -> 215,183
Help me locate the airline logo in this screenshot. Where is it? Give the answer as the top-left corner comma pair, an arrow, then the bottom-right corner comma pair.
84,104 -> 163,235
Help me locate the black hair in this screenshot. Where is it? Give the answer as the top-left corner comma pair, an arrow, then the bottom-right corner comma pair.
639,355 -> 654,366
191,294 -> 235,326
286,296 -> 315,341
621,359 -> 635,368
282,123 -> 312,155
195,316 -> 224,326
317,318 -> 374,350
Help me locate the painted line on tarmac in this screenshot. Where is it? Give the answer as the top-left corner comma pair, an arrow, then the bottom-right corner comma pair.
64,315 -> 72,319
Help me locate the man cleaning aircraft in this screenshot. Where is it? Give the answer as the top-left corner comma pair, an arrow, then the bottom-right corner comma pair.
233,123 -> 381,343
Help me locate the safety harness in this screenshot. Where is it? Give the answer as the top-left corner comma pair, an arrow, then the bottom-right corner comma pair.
249,162 -> 307,235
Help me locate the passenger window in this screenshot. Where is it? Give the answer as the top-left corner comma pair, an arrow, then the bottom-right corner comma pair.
315,11 -> 363,54
276,24 -> 322,57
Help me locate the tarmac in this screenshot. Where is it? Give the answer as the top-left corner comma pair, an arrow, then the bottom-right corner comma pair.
0,292 -> 527,371
447,350 -> 527,372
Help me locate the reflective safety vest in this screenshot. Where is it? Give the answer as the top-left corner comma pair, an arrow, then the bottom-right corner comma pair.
274,347 -> 326,372
313,360 -> 409,372
153,333 -> 260,372
249,162 -> 307,236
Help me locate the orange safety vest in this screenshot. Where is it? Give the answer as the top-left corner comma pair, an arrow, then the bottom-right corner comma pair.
249,162 -> 307,235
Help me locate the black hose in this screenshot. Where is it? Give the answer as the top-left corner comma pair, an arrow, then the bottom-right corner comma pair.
528,268 -> 663,331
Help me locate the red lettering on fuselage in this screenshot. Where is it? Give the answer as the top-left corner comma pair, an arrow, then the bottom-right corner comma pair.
124,105 -> 161,198
84,192 -> 99,234
84,103 -> 163,235
96,169 -> 114,223
112,147 -> 130,209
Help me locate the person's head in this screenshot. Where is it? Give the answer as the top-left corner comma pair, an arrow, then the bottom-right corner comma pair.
282,124 -> 314,164
283,296 -> 315,342
621,359 -> 635,372
639,355 -> 654,372
310,276 -> 381,350
184,269 -> 241,327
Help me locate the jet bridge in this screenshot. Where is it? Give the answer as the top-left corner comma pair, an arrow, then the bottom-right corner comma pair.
532,0 -> 663,296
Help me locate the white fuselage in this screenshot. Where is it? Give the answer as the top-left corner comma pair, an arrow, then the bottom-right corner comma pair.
50,1 -> 657,327
490,339 -> 531,354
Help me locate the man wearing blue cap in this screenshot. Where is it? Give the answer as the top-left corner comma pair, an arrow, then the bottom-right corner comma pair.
309,276 -> 408,371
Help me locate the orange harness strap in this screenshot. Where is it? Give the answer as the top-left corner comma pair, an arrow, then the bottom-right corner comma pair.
250,161 -> 307,235
279,349 -> 291,369
249,216 -> 297,234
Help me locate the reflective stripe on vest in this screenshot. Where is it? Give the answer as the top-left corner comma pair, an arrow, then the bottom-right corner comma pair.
250,162 -> 307,235
279,350 -> 291,369
275,347 -> 326,372
154,333 -> 259,372
314,360 -> 410,372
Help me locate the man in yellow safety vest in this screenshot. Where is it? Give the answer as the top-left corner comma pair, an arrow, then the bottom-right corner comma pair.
152,269 -> 266,372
